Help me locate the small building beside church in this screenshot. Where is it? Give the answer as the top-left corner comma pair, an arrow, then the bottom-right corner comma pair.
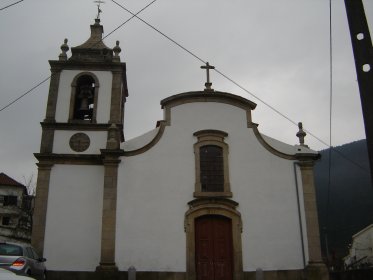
344,224 -> 373,270
0,173 -> 32,243
32,18 -> 328,280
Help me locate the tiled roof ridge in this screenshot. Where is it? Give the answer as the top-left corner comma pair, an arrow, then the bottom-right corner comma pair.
0,172 -> 26,187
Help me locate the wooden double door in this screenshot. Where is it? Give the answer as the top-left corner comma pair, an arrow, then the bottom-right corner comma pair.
195,215 -> 233,280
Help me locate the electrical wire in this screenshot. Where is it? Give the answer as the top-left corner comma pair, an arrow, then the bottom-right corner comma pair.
111,1 -> 314,135
109,0 -> 331,146
101,0 -> 158,43
111,0 -> 206,64
0,0 -> 158,114
330,147 -> 369,172
324,0 -> 334,259
0,1 -> 369,175
111,0 -> 369,174
0,0 -> 24,11
326,0 -> 334,226
0,76 -> 50,112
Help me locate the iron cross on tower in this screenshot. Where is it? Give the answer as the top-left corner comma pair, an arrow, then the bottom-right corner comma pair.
201,62 -> 215,92
94,0 -> 105,19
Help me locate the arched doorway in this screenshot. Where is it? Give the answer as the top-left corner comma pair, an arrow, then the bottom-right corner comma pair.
185,198 -> 243,280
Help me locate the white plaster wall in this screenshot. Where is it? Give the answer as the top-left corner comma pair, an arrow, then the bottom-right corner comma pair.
53,130 -> 107,154
116,126 -> 194,271
44,165 -> 104,271
233,150 -> 306,271
352,226 -> 373,259
117,102 -> 308,272
55,70 -> 112,123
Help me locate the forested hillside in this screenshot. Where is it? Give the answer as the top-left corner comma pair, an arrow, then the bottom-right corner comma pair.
314,139 -> 373,264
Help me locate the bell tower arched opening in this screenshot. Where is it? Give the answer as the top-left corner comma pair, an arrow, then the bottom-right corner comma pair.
69,72 -> 100,123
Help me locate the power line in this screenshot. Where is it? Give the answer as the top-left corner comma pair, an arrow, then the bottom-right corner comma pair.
111,0 -> 301,125
110,0 -> 324,143
216,68 -> 369,173
101,0 -> 158,43
0,76 -> 50,112
0,0 -> 24,11
111,0 -> 206,64
331,147 -> 369,172
111,0 -> 370,174
0,0 -> 158,114
325,0 -> 334,260
0,1 -> 368,175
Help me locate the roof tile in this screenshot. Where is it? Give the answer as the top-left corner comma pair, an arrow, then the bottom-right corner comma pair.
0,173 -> 26,187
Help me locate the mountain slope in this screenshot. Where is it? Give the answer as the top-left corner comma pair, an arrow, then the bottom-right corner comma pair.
314,139 -> 373,262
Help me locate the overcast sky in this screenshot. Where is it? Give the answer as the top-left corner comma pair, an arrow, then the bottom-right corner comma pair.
0,0 -> 372,184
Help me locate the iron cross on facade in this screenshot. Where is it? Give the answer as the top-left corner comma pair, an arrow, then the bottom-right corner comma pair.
94,0 -> 105,19
201,62 -> 215,92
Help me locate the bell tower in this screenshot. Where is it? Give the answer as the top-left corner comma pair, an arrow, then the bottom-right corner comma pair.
32,18 -> 127,271
42,18 -> 127,145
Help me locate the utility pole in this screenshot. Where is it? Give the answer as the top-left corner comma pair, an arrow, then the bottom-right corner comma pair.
344,0 -> 373,183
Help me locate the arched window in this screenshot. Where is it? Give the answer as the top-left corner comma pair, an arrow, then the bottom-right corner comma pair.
194,130 -> 231,197
69,72 -> 99,123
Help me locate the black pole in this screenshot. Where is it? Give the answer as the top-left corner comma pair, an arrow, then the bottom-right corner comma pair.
344,0 -> 373,183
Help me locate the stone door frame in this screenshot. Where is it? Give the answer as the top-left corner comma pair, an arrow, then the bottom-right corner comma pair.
185,198 -> 243,280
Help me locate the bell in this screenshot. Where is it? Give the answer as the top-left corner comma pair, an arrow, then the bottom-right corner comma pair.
79,99 -> 89,111
78,84 -> 93,112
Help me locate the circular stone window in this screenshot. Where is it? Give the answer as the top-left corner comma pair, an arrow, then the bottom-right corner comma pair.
69,133 -> 90,152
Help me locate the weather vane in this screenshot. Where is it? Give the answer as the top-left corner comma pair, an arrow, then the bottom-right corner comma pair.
94,0 -> 105,19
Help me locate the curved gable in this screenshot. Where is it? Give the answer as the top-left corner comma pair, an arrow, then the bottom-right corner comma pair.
123,91 -> 318,160
161,91 -> 257,111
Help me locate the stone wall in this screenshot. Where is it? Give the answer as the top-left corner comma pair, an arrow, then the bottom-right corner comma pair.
330,269 -> 373,280
45,269 -> 314,280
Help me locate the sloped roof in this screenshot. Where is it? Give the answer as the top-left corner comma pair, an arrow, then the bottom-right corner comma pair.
0,173 -> 26,188
73,20 -> 109,49
69,19 -> 113,62
352,224 -> 373,239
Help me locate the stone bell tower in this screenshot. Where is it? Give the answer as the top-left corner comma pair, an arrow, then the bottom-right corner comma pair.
32,18 -> 127,272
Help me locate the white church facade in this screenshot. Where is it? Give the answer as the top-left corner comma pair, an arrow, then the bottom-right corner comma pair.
32,19 -> 328,280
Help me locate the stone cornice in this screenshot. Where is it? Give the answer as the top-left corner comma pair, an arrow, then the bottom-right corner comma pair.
34,153 -> 103,165
295,158 -> 319,168
161,91 -> 257,111
123,121 -> 167,157
41,122 -> 123,131
49,60 -> 126,72
250,123 -> 296,160
187,197 -> 239,209
193,129 -> 228,138
250,122 -> 321,162
100,149 -> 125,158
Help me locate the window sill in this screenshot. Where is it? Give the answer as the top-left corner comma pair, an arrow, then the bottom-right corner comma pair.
193,191 -> 232,198
68,119 -> 97,124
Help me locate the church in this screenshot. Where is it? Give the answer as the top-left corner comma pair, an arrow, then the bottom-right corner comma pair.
32,18 -> 328,280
